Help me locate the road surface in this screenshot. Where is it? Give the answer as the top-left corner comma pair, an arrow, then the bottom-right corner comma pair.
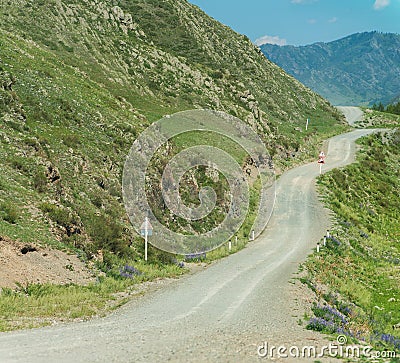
1,118 -> 377,362
336,106 -> 364,126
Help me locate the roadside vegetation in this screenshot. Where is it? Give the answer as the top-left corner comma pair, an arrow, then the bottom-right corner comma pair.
0,260 -> 186,332
356,108 -> 400,128
302,127 -> 400,356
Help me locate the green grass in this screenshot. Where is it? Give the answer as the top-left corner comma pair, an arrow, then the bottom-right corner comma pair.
0,260 -> 186,332
302,129 -> 400,354
356,108 -> 400,128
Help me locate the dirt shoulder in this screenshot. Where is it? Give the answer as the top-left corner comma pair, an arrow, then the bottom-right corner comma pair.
0,236 -> 96,289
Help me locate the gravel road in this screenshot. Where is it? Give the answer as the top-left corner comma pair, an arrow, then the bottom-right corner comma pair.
1,114 -> 377,362
336,106 -> 364,126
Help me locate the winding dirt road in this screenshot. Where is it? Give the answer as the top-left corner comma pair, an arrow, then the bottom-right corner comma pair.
336,106 -> 364,126
0,110 -> 376,362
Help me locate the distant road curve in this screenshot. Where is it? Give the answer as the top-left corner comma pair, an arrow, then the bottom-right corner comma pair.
336,106 -> 364,126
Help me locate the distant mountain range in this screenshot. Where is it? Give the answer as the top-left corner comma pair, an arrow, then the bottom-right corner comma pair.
260,32 -> 400,106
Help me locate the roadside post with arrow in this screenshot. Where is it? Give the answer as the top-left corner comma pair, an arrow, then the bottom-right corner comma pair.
317,151 -> 325,174
140,217 -> 153,262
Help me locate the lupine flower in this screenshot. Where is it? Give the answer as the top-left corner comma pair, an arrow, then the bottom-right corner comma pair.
371,332 -> 400,351
119,265 -> 142,279
328,236 -> 341,246
307,317 -> 336,333
185,252 -> 206,261
313,304 -> 348,325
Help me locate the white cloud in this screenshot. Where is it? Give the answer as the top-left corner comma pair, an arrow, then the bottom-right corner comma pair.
373,0 -> 390,9
254,35 -> 287,46
308,19 -> 317,24
328,17 -> 338,23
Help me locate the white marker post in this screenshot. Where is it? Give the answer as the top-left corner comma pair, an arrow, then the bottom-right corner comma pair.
251,230 -> 255,241
140,217 -> 153,262
228,241 -> 232,251
145,228 -> 148,262
306,118 -> 309,131
316,242 -> 320,253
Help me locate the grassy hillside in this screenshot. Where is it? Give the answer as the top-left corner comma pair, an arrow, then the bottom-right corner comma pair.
0,0 -> 346,262
302,129 -> 400,354
356,108 -> 400,128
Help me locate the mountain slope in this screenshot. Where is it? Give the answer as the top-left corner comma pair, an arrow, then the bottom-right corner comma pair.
260,32 -> 400,106
0,0 -> 345,265
2,0 -> 343,125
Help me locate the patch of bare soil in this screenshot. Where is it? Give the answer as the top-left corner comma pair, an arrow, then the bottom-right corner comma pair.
0,236 -> 96,289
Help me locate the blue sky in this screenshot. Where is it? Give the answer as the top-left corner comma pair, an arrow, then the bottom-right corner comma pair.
188,0 -> 400,46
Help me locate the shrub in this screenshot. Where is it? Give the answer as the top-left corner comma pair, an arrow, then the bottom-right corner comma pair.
86,213 -> 125,254
33,170 -> 47,193
0,202 -> 19,224
39,202 -> 76,228
11,158 -> 31,174
63,134 -> 80,148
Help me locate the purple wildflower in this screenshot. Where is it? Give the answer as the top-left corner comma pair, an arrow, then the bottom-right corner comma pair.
119,265 -> 142,279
